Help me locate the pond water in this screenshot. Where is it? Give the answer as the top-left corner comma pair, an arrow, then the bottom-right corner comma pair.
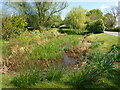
63,55 -> 78,65
62,47 -> 78,65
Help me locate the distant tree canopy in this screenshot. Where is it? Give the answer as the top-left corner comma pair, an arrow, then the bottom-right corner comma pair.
5,2 -> 68,30
103,13 -> 116,28
2,2 -> 67,40
105,6 -> 120,28
64,6 -> 89,33
86,9 -> 103,20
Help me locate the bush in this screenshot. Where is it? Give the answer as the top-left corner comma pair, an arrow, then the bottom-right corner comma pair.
87,19 -> 105,33
2,15 -> 28,40
11,67 -> 43,88
105,27 -> 120,32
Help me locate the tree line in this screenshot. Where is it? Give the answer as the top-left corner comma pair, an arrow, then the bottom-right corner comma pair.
1,1 -> 120,40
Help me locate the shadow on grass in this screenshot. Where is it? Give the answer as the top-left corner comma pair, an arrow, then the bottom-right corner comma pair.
58,28 -> 91,36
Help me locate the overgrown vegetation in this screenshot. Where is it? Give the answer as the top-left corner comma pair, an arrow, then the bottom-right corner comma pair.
1,1 -> 119,89
87,19 -> 105,33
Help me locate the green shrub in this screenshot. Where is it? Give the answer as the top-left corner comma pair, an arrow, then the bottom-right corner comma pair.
11,67 -> 42,88
105,27 -> 120,32
87,19 -> 105,33
2,15 -> 28,40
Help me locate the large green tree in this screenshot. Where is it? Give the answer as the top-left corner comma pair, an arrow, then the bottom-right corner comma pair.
86,9 -> 103,20
5,2 -> 67,30
64,6 -> 89,33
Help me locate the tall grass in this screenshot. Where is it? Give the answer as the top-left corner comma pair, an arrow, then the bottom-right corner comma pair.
45,65 -> 65,81
11,66 -> 43,88
2,31 -> 81,70
66,50 -> 119,88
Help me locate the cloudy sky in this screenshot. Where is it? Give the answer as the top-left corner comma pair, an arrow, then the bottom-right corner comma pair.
61,1 -> 119,19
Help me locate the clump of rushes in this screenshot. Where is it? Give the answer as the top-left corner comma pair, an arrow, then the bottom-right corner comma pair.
66,51 -> 118,88
11,67 -> 43,88
45,65 -> 65,81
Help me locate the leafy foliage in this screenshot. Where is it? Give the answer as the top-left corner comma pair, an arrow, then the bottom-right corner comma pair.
2,15 -> 28,40
6,2 -> 67,30
64,6 -> 89,34
105,27 -> 120,32
45,15 -> 62,28
103,13 -> 116,28
87,19 -> 105,33
86,9 -> 103,20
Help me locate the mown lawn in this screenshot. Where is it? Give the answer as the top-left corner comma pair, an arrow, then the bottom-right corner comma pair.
88,33 -> 119,52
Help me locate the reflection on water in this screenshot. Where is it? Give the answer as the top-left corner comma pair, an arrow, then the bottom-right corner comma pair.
63,55 -> 78,65
62,47 -> 78,65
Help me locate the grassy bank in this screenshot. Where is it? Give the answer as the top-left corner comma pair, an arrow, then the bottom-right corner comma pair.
88,33 -> 119,52
2,31 -> 120,88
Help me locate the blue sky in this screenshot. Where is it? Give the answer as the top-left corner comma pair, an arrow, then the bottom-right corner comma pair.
61,1 -> 119,19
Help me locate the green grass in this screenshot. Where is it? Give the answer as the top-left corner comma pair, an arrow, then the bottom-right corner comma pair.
31,35 -> 81,60
31,81 -> 70,88
87,33 -> 119,52
2,74 -> 16,88
2,31 -> 119,88
2,74 -> 70,88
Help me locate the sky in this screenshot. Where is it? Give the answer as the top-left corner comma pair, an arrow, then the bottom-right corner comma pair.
61,1 -> 119,20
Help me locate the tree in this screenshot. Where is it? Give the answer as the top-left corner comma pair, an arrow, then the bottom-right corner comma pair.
45,15 -> 62,28
86,9 -> 103,20
5,2 -> 67,30
103,13 -> 116,28
64,6 -> 89,33
106,6 -> 120,20
105,6 -> 120,27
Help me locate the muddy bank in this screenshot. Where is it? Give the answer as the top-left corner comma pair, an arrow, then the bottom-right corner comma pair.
1,37 -> 91,74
